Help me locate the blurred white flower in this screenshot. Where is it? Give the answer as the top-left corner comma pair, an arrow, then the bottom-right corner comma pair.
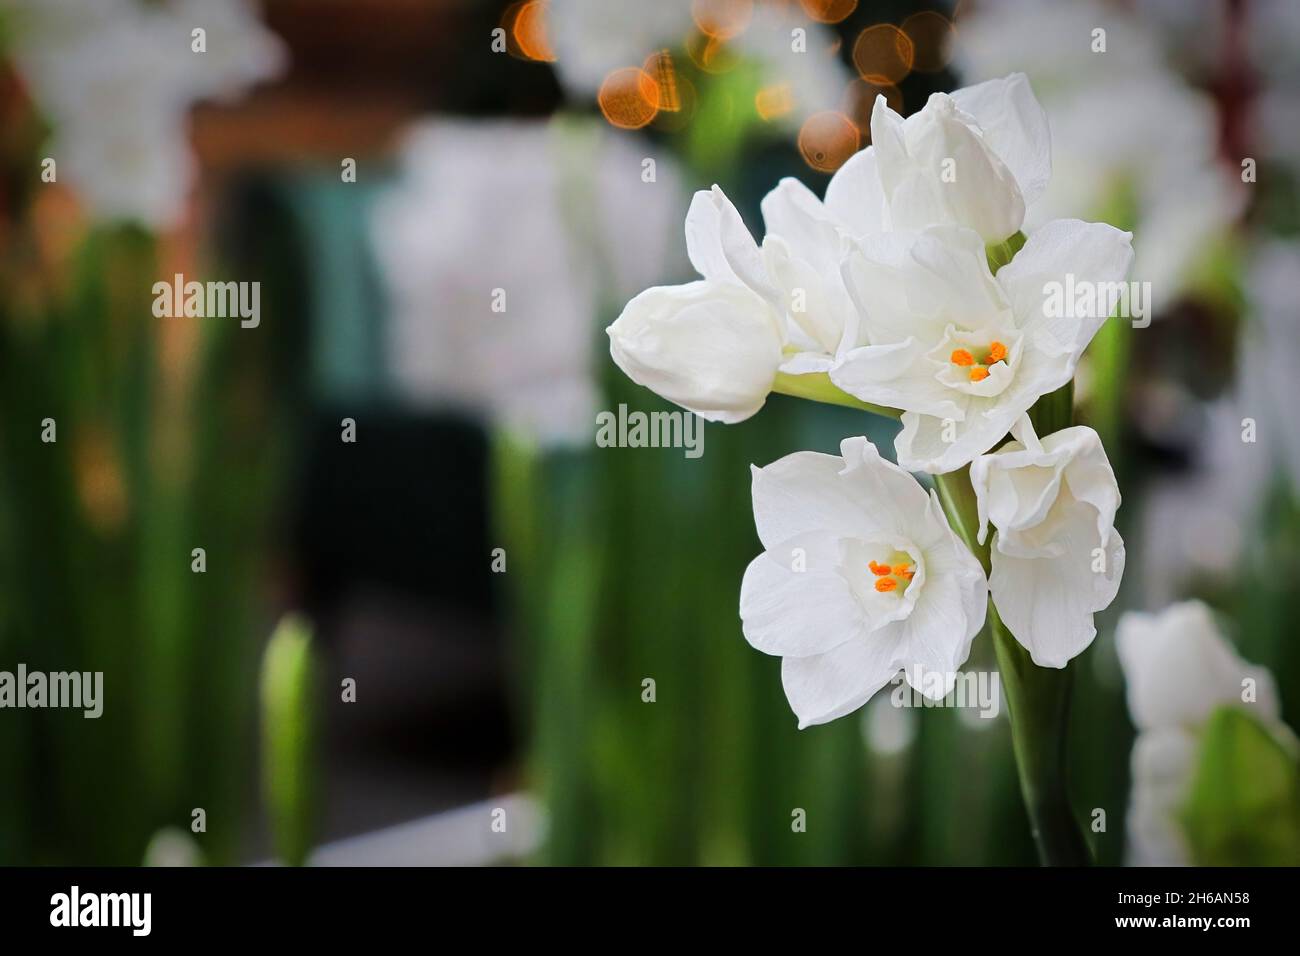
2,0 -> 285,227
1116,601 -> 1288,865
835,219 -> 1133,473
728,0 -> 851,133
739,436 -> 987,728
142,826 -> 203,867
375,118 -> 684,446
545,0 -> 850,128
1251,0 -> 1300,168
1135,241 -> 1300,605
971,417 -> 1124,667
955,0 -> 1242,298
546,0 -> 694,97
1241,241 -> 1300,492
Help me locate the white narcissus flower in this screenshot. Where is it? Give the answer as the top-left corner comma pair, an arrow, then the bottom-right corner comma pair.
739,437 -> 987,728
607,171 -> 896,422
971,417 -> 1124,667
834,220 -> 1133,474
374,119 -> 684,447
1116,601 -> 1289,865
608,186 -> 785,424
824,74 -> 1051,244
2,0 -> 285,228
955,0 -> 1243,299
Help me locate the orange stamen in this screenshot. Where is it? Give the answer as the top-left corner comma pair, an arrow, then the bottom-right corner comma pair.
969,366 -> 990,382
950,348 -> 975,367
874,576 -> 898,592
868,560 -> 891,576
987,341 -> 1008,364
891,563 -> 913,577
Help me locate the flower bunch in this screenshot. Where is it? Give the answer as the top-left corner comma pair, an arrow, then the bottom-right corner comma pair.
608,74 -> 1135,864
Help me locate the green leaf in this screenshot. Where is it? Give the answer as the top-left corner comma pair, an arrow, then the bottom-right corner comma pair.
1181,706 -> 1300,866
260,615 -> 319,866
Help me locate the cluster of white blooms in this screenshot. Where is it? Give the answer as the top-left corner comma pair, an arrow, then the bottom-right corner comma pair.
608,75 -> 1134,726
1117,601 -> 1292,865
0,0 -> 285,227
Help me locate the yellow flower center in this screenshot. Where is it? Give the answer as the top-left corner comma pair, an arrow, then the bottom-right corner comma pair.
950,340 -> 1008,382
869,559 -> 915,593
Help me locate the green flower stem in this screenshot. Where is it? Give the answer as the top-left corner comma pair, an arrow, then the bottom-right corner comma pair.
987,604 -> 1091,866
934,456 -> 1090,867
772,372 -> 900,419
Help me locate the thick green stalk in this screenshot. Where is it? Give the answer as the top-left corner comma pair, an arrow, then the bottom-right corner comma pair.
987,607 -> 1090,865
934,457 -> 1090,866
772,372 -> 900,418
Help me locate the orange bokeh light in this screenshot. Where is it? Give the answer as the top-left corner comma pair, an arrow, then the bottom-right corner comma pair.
755,84 -> 795,122
685,29 -> 740,74
643,50 -> 682,113
901,11 -> 954,73
598,67 -> 661,130
852,23 -> 914,86
652,71 -> 697,131
798,111 -> 860,173
799,0 -> 858,24
503,1 -> 556,62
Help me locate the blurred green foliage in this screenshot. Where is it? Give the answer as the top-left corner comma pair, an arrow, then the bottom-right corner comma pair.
1183,707 -> 1300,866
260,615 -> 319,866
0,225 -> 285,864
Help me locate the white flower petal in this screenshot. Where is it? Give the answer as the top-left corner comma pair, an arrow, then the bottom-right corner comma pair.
873,92 -> 1025,242
949,73 -> 1052,208
740,533 -> 867,658
749,446 -> 882,551
996,218 -> 1134,359
684,185 -> 775,297
760,177 -> 840,274
831,340 -> 963,419
1125,728 -> 1198,866
837,436 -> 937,527
990,512 -> 1124,668
1116,601 -> 1281,733
898,513 -> 988,692
895,395 -> 1022,475
780,631 -> 906,729
823,144 -> 887,237
763,236 -> 846,356
905,225 -> 1014,330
